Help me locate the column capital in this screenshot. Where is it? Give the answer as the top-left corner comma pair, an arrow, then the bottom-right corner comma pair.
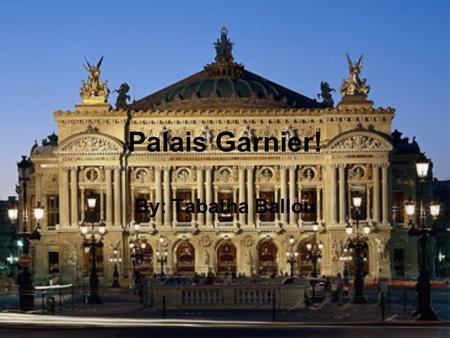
337,164 -> 347,169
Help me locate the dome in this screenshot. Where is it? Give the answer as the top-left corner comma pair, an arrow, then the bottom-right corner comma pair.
128,27 -> 326,111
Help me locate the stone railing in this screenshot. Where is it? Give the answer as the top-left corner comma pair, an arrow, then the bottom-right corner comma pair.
143,282 -> 306,310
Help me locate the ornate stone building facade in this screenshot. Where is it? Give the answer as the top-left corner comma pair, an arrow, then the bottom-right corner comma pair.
18,28 -> 411,285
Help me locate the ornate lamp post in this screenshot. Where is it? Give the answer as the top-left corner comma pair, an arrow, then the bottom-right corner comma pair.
129,222 -> 149,286
404,157 -> 439,320
285,236 -> 298,277
345,195 -> 371,304
80,194 -> 106,304
14,202 -> 43,311
306,223 -> 323,301
109,246 -> 122,288
7,206 -> 19,279
156,235 -> 168,277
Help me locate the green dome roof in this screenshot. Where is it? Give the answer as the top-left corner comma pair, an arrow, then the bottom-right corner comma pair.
129,27 -> 326,111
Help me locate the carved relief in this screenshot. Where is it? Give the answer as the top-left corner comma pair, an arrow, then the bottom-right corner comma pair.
330,133 -> 391,152
60,135 -> 121,154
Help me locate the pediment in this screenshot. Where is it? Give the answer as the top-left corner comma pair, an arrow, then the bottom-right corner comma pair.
327,130 -> 392,153
58,133 -> 124,155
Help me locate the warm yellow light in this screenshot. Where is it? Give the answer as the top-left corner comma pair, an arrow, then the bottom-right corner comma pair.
8,208 -> 18,222
430,203 -> 440,217
405,200 -> 416,216
345,224 -> 353,236
34,202 -> 44,221
352,196 -> 362,208
416,159 -> 429,179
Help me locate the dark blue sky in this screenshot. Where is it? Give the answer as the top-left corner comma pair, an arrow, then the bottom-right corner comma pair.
0,0 -> 448,198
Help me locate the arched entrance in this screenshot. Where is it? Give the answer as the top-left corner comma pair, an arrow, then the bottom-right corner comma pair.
216,241 -> 237,276
297,239 -> 320,276
257,240 -> 278,276
175,241 -> 195,276
132,244 -> 153,276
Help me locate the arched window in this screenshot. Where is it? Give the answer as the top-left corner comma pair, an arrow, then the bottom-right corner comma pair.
217,241 -> 237,275
176,241 -> 195,275
257,240 -> 278,276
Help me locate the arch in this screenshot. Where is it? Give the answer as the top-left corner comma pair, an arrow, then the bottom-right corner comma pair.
326,129 -> 393,153
257,240 -> 278,276
297,238 -> 321,276
132,244 -> 153,275
216,241 -> 237,276
175,241 -> 195,276
57,130 -> 124,156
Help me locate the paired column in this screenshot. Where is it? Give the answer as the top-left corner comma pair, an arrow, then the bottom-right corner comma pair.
288,166 -> 297,226
382,164 -> 389,224
338,165 -> 346,224
70,167 -> 78,226
155,168 -> 163,226
163,167 -> 171,226
105,168 -> 113,226
114,167 -> 122,226
238,167 -> 246,226
316,187 -> 321,223
205,167 -> 213,226
197,167 -> 205,226
372,164 -> 380,224
280,166 -> 288,225
247,166 -> 255,226
59,167 -> 70,227
330,165 -> 337,224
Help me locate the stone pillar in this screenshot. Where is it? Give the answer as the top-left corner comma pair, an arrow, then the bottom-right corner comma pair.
372,165 -> 380,224
155,167 -> 163,226
205,167 -> 213,226
80,187 -> 85,222
330,165 -> 337,224
338,165 -> 345,224
114,167 -> 122,226
59,167 -> 70,227
197,167 -> 204,226
70,167 -> 78,226
382,164 -> 389,225
247,166 -> 255,226
163,167 -> 171,226
105,168 -> 113,227
316,187 -> 321,223
288,166 -> 297,226
280,166 -> 288,225
238,166 -> 246,226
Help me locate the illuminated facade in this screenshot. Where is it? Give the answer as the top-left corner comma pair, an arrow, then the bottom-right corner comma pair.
18,28 -> 421,285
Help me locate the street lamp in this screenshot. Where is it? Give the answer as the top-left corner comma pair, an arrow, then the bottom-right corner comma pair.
13,202 -> 43,311
129,222 -> 149,286
109,246 -> 122,288
80,194 -> 105,304
285,236 -> 298,277
404,157 -> 439,320
156,235 -> 168,277
306,224 -> 323,301
345,194 -> 370,304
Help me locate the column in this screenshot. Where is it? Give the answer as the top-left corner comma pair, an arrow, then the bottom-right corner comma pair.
114,167 -> 122,226
105,168 -> 113,226
155,167 -> 163,226
130,187 -> 135,224
280,166 -> 288,225
163,167 -> 171,226
70,167 -> 78,226
366,185 -> 371,221
372,165 -> 380,224
330,165 -> 337,224
338,165 -> 345,224
197,168 -> 205,226
288,166 -> 297,226
59,167 -> 70,227
205,167 -> 213,226
382,164 -> 389,225
316,187 -> 321,223
238,166 -> 246,226
247,166 -> 255,226
80,187 -> 85,222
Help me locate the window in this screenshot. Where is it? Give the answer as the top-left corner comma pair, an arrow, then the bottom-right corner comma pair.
394,248 -> 405,277
259,191 -> 275,222
84,190 -> 101,222
218,191 -> 234,222
176,190 -> 192,223
392,192 -> 404,224
48,251 -> 59,274
47,195 -> 59,229
135,193 -> 150,223
301,190 -> 316,222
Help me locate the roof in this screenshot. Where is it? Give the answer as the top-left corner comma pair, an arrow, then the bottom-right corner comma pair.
127,26 -> 326,111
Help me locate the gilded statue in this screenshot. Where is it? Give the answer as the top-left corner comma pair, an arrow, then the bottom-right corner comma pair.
340,54 -> 370,96
80,56 -> 110,103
